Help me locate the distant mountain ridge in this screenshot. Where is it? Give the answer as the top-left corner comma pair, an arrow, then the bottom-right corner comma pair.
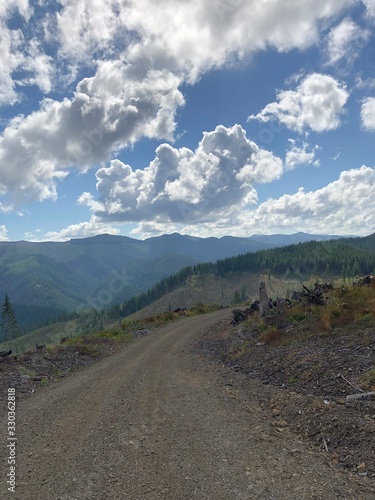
250,232 -> 353,245
0,232 -> 359,329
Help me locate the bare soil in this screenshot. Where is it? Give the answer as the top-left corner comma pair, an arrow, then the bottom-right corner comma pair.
197,315 -> 375,480
1,309 -> 374,499
0,335 -> 131,398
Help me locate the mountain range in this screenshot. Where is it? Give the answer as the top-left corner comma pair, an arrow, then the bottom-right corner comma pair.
0,232 -> 354,329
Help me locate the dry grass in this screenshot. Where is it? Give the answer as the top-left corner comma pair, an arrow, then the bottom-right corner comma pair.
251,279 -> 375,348
259,328 -> 283,346
320,312 -> 331,331
140,303 -> 224,326
283,281 -> 375,340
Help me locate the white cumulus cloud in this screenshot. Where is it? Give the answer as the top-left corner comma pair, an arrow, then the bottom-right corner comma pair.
162,165 -> 375,238
248,73 -> 350,133
363,0 -> 375,17
0,2 -> 55,106
325,18 -> 370,66
1,0 -> 357,106
285,140 -> 320,170
43,216 -> 121,242
54,0 -> 355,76
0,0 -> 30,19
0,225 -> 9,241
80,124 -> 283,224
361,97 -> 375,130
242,165 -> 375,235
56,0 -> 126,62
355,75 -> 375,90
0,0 -> 366,214
0,61 -> 184,209
0,22 -> 23,106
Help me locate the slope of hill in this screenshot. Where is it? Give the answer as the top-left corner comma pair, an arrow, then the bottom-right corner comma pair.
117,233 -> 375,318
127,272 -> 299,321
0,232 -> 346,329
198,281 -> 375,481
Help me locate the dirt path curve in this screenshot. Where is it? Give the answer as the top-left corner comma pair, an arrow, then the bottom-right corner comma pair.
2,309 -> 374,499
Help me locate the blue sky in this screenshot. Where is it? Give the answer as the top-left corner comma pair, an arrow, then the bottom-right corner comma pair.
0,0 -> 375,242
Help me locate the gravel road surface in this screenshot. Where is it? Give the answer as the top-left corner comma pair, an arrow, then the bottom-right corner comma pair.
1,309 -> 374,499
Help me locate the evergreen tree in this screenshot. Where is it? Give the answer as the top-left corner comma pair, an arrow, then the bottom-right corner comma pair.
345,263 -> 352,281
1,294 -> 18,345
352,259 -> 360,278
341,265 -> 346,285
284,266 -> 292,279
115,235 -> 375,318
325,262 -> 330,278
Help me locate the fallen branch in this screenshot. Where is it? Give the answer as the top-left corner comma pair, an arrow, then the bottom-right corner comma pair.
341,374 -> 363,392
346,391 -> 375,402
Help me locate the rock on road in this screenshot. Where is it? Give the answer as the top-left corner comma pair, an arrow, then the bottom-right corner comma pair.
1,309 -> 374,499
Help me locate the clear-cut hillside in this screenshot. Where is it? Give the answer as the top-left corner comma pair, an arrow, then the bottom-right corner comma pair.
0,232 -> 356,329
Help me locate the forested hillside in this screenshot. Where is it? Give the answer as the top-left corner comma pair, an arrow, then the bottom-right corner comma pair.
3,233 -> 374,348
0,232 -> 342,329
116,234 -> 375,317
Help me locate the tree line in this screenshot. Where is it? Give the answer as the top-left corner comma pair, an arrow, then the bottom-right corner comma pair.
113,236 -> 375,318
4,234 -> 374,339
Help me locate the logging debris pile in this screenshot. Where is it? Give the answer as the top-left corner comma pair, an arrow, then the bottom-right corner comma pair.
200,277 -> 375,479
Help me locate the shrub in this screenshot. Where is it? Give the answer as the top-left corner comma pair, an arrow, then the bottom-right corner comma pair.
289,311 -> 306,322
77,344 -> 100,357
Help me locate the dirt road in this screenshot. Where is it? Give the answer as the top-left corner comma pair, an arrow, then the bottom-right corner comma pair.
1,309 -> 374,499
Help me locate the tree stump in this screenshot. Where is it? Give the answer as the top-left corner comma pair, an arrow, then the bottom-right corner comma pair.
259,282 -> 270,317
276,298 -> 287,329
